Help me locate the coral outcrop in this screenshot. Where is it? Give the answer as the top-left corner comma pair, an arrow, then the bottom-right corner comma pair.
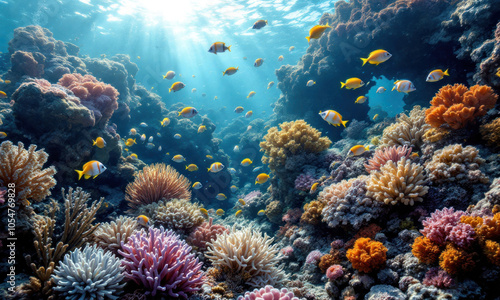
346,238 -> 387,273
380,106 -> 430,150
186,217 -> 229,252
364,145 -> 412,173
92,216 -> 138,255
480,117 -> 500,150
154,199 -> 205,232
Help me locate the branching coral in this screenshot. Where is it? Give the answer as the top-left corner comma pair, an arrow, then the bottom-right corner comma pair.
260,120 -> 331,171
119,226 -> 204,298
205,226 -> 286,287
92,216 -> 138,255
52,245 -> 125,300
424,144 -> 488,184
425,84 -> 498,129
58,73 -> 119,127
420,208 -> 466,246
380,106 -> 430,149
125,163 -> 191,210
346,238 -> 387,273
411,236 -> 442,265
366,157 -> 428,206
186,217 -> 229,252
154,198 -> 205,231
0,141 -> 56,205
480,117 -> 500,150
364,145 -> 412,173
237,285 -> 298,300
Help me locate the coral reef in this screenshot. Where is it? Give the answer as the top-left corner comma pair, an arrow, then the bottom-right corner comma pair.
52,245 -> 125,300
0,141 -> 56,204
366,157 -> 428,206
364,145 -> 412,173
346,238 -> 387,273
301,200 -> 325,225
10,50 -> 45,79
237,285 -> 298,300
425,84 -> 498,129
480,117 -> 500,150
186,217 -> 229,252
92,216 -> 138,255
119,226 -> 204,298
294,173 -> 316,191
154,199 -> 205,232
205,226 -> 286,287
380,106 -> 430,150
125,163 -> 191,210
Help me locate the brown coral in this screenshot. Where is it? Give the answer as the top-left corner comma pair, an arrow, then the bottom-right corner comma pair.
265,200 -> 284,224
260,120 -> 331,171
318,254 -> 340,273
412,236 -> 441,264
346,238 -> 387,273
301,200 -> 326,225
480,117 -> 500,150
0,141 -> 56,204
154,199 -> 205,231
125,163 -> 191,210
438,244 -> 476,275
366,157 -> 428,206
422,127 -> 450,143
92,216 -> 138,255
380,106 -> 430,149
425,84 -> 498,129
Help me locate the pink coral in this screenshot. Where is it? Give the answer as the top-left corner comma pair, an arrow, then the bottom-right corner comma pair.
282,208 -> 302,224
0,187 -> 6,205
326,264 -> 344,280
58,73 -> 119,126
448,223 -> 476,249
186,217 -> 229,252
423,267 -> 454,289
237,285 -> 298,300
305,250 -> 322,264
119,226 -> 204,298
243,190 -> 262,202
420,208 -> 466,246
364,145 -> 412,173
294,173 -> 316,191
281,246 -> 294,258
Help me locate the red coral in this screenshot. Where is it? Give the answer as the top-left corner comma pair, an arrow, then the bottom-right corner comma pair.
186,217 -> 229,252
346,237 -> 387,273
425,84 -> 498,129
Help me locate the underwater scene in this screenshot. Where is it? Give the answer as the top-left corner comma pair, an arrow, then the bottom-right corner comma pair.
1,0 -> 500,299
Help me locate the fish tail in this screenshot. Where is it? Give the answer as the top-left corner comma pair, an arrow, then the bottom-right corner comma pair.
340,82 -> 345,88
169,88 -> 172,93
342,120 -> 349,127
255,181 -> 259,184
207,168 -> 211,172
92,139 -> 96,146
305,36 -> 310,42
227,45 -> 231,52
163,75 -> 166,79
75,169 -> 84,180
178,111 -> 182,116
360,57 -> 368,66
366,145 -> 370,151
444,69 -> 449,76
185,165 -> 188,169
160,121 -> 164,126
222,71 -> 225,76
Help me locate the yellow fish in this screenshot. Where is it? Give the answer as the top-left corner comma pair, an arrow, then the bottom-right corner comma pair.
310,182 -> 319,193
257,210 -> 266,216
426,69 -> 449,82
234,106 -> 244,113
193,182 -> 203,189
174,134 -> 182,139
169,81 -> 185,93
253,19 -> 268,29
124,138 -> 136,147
93,137 -> 106,148
4,80 -> 11,84
235,210 -> 242,217
160,118 -> 170,127
200,208 -> 208,216
75,160 -> 107,180
186,164 -> 199,171
172,155 -> 186,163
340,78 -> 364,89
0,91 -> 7,98
208,162 -> 225,173
129,128 -> 137,135
198,125 -> 207,133
411,152 -> 419,158
216,193 -> 227,201
355,96 -> 367,104
206,155 -> 213,159
349,145 -> 369,156
137,215 -> 149,226
230,185 -> 238,192
238,199 -> 246,206
163,71 -> 175,80
216,208 -> 225,216
247,91 -> 256,98
373,114 -> 379,121
360,49 -> 392,66
496,67 -> 500,77
137,56 -> 141,59
254,58 -> 264,67
209,42 -> 231,54
306,80 -> 316,87
130,153 -> 138,159
306,23 -> 331,42
255,173 -> 270,184
245,111 -> 253,118
178,107 -> 198,118
319,110 -> 348,127
0,132 -> 7,138
223,67 -> 239,76
241,158 -> 253,166
289,46 -> 295,51
278,55 -> 284,61
267,81 -> 275,89
214,96 -> 218,100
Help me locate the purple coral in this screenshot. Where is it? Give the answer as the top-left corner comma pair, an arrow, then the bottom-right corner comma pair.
326,264 -> 344,280
294,173 -> 316,191
423,267 -> 454,289
237,285 -> 299,300
118,226 -> 204,298
0,187 -> 6,205
305,250 -> 322,264
243,190 -> 262,203
420,208 -> 466,246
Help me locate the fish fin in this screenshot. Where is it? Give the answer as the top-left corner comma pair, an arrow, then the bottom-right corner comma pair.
342,120 -> 349,127
306,36 -> 310,42
207,168 -> 210,172
340,82 -> 345,88
366,145 -> 370,151
92,140 -> 96,146
360,57 -> 368,66
178,111 -> 182,116
93,174 -> 99,179
444,69 -> 449,76
85,174 -> 91,179
163,75 -> 166,79
313,81 -> 316,84
265,20 -> 268,24
391,86 -> 396,91
227,45 -> 231,52
222,71 -> 225,76
75,169 -> 84,180
169,88 -> 172,93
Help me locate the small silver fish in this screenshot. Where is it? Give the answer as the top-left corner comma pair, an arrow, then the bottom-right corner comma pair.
252,166 -> 263,173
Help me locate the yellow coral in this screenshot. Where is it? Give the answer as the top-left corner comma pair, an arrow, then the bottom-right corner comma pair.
260,120 -> 331,171
366,157 -> 428,205
301,200 -> 325,225
423,127 -> 450,142
480,117 -> 500,150
380,106 -> 430,149
460,215 -> 483,228
0,141 -> 56,203
346,238 -> 387,273
411,236 -> 441,264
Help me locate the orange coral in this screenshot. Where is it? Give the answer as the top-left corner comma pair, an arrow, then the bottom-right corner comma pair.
460,215 -> 483,229
301,200 -> 325,225
439,244 -> 476,275
425,84 -> 498,129
412,236 -> 441,264
484,240 -> 500,266
346,238 -> 387,273
318,254 -> 340,273
476,213 -> 500,240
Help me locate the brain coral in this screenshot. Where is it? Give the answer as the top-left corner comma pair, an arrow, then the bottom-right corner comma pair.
346,237 -> 387,273
424,144 -> 488,184
125,163 -> 191,210
380,106 -> 430,149
0,141 -> 56,204
92,216 -> 138,255
425,84 -> 498,129
366,157 -> 428,206
260,120 -> 331,171
480,117 -> 500,150
205,226 -> 285,287
154,199 -> 205,231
